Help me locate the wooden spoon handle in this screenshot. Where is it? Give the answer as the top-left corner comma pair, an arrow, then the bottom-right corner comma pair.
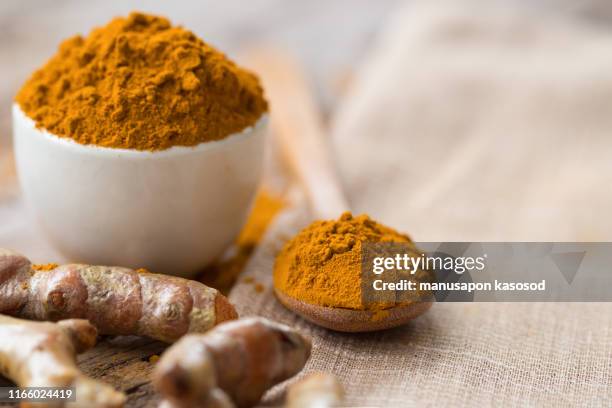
244,49 -> 349,219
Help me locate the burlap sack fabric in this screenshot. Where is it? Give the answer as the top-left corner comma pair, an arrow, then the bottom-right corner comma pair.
232,1 -> 612,406
2,0 -> 612,406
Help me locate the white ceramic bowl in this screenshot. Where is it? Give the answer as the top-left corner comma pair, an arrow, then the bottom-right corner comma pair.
13,104 -> 267,278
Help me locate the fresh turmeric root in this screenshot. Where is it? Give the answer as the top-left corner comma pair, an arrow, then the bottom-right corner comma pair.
286,373 -> 344,408
153,318 -> 311,408
0,249 -> 237,343
0,314 -> 125,408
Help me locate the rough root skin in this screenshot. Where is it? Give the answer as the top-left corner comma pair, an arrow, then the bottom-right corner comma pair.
154,317 -> 311,408
0,249 -> 238,343
0,315 -> 125,408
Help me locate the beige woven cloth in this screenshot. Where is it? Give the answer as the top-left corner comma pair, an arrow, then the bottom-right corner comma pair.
232,1 -> 612,406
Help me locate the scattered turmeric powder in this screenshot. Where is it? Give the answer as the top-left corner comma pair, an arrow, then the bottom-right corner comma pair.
16,12 -> 267,151
274,212 -> 422,311
254,283 -> 265,293
241,276 -> 265,294
200,190 -> 284,294
236,189 -> 285,249
32,262 -> 59,271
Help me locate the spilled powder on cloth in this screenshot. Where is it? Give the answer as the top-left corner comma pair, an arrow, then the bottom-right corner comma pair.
200,190 -> 284,295
31,263 -> 59,271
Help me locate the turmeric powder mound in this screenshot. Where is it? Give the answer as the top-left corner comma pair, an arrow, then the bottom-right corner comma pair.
15,12 -> 267,151
274,212 -> 414,310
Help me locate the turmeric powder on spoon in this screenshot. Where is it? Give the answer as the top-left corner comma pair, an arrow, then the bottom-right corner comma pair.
273,212 -> 433,332
274,212 -> 429,312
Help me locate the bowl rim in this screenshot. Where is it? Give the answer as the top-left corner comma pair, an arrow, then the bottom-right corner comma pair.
12,103 -> 268,158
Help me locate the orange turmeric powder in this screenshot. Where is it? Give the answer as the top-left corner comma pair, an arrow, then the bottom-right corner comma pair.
274,212 -> 422,310
200,190 -> 284,294
16,12 -> 267,151
31,263 -> 59,271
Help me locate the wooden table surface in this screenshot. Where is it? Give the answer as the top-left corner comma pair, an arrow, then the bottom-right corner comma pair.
2,0 -> 612,406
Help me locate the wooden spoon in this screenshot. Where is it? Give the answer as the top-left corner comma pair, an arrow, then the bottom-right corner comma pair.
276,290 -> 432,332
245,49 -> 432,332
